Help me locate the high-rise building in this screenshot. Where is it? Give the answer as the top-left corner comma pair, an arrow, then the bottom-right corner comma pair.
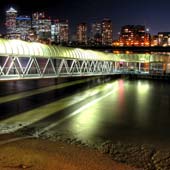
76,23 -> 87,44
101,18 -> 113,45
91,22 -> 102,45
32,12 -> 51,41
16,16 -> 31,40
119,25 -> 150,46
5,7 -> 18,38
51,23 -> 59,43
51,19 -> 69,44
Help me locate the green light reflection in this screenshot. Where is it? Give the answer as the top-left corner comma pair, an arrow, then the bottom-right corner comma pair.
67,82 -> 120,140
136,81 -> 151,128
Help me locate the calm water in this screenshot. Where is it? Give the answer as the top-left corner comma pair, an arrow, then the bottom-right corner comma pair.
0,77 -> 170,145
50,78 -> 170,145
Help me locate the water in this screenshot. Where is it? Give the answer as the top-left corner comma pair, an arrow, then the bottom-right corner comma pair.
0,77 -> 170,146
49,79 -> 170,145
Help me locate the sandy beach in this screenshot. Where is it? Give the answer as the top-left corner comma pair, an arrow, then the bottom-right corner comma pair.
0,134 -> 138,170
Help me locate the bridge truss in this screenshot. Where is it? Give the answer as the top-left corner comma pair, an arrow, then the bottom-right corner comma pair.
0,56 -> 114,79
0,39 -> 118,79
0,38 -> 169,80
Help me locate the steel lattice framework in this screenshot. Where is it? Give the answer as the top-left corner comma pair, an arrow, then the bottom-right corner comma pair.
0,39 -> 118,79
0,38 -> 170,80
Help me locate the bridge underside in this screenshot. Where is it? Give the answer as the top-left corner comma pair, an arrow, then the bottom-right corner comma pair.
0,56 -> 115,80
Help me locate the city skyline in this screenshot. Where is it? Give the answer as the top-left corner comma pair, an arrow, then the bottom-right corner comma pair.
1,0 -> 170,38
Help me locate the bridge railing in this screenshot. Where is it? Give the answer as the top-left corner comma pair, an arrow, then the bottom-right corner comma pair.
0,58 -> 116,79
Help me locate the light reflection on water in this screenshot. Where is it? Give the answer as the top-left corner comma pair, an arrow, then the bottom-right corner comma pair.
135,81 -> 151,128
69,81 -> 120,140
1,77 -> 170,145
56,79 -> 170,145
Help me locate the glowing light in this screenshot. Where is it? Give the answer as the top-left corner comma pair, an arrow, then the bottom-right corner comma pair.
0,79 -> 94,104
137,81 -> 150,95
0,38 -> 113,61
0,80 -> 118,134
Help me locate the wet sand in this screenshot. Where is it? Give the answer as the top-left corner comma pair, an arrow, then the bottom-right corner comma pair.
0,134 -> 137,170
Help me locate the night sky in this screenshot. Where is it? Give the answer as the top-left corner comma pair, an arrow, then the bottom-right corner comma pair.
0,0 -> 170,39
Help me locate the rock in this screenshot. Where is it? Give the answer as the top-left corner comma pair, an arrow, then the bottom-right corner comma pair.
99,141 -> 112,153
17,164 -> 33,169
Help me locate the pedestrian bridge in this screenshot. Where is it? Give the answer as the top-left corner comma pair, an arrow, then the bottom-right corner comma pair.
0,38 -> 170,80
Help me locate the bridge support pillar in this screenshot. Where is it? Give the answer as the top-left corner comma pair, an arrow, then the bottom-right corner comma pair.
139,62 -> 141,72
114,62 -> 118,71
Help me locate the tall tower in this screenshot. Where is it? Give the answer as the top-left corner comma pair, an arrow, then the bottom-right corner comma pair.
51,19 -> 69,44
91,22 -> 102,45
32,12 -> 51,41
76,23 -> 87,44
5,7 -> 18,35
59,20 -> 69,44
101,18 -> 113,45
16,16 -> 31,40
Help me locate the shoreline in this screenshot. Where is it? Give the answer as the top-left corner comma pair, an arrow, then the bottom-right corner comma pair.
1,132 -> 170,170
0,133 -> 138,170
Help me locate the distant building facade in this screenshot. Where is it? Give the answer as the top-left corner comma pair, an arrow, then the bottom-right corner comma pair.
5,7 -> 18,38
16,16 -> 31,40
150,35 -> 158,46
150,32 -> 170,47
157,32 -> 170,46
32,12 -> 51,42
119,25 -> 150,46
51,19 -> 69,44
101,18 -> 113,45
90,22 -> 102,45
76,23 -> 87,44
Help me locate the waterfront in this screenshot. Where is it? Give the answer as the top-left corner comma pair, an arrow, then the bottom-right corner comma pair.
1,76 -> 170,169
0,76 -> 170,145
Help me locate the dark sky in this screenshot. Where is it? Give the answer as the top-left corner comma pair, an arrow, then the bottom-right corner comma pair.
0,0 -> 170,38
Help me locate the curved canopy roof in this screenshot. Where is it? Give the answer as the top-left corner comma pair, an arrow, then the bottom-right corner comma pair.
0,38 -> 169,62
0,39 -> 115,61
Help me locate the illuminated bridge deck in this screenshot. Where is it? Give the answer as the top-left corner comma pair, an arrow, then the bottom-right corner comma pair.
0,38 -> 170,80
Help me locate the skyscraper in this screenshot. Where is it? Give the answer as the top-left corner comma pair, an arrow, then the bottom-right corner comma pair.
101,18 -> 113,45
77,23 -> 87,44
5,7 -> 18,37
91,22 -> 102,45
16,16 -> 31,40
51,19 -> 69,44
32,12 -> 51,41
